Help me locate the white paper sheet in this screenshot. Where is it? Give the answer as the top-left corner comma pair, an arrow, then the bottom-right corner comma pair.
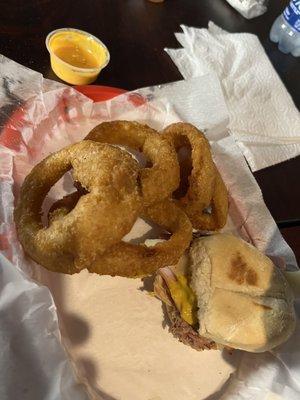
0,55 -> 299,400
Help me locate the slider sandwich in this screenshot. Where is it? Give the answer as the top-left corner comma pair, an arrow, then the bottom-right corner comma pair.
154,233 -> 296,352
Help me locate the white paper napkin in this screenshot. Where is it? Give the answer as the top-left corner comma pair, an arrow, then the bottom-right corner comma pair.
165,22 -> 300,172
225,0 -> 268,19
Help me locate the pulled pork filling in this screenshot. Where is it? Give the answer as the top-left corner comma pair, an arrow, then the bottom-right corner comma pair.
166,303 -> 216,351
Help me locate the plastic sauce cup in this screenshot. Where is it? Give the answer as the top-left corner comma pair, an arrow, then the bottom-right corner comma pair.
46,28 -> 110,85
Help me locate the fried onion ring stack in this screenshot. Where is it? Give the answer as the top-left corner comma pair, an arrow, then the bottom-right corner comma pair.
15,120 -> 228,278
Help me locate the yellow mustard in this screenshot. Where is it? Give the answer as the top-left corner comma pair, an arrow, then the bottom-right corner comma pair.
168,275 -> 198,326
46,28 -> 110,85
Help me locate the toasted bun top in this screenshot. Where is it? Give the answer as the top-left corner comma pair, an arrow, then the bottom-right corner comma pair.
190,233 -> 295,352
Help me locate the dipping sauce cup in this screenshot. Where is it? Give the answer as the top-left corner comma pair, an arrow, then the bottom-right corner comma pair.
46,28 -> 110,85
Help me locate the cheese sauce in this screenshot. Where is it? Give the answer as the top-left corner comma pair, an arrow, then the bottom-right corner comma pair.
46,28 -> 109,84
54,45 -> 100,69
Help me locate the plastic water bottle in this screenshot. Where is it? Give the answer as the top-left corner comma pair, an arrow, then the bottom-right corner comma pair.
270,0 -> 300,57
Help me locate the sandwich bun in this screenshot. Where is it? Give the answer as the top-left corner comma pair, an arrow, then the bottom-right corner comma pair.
190,233 -> 296,352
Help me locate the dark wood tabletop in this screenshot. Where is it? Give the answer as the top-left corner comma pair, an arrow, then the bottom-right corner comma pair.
0,0 -> 299,261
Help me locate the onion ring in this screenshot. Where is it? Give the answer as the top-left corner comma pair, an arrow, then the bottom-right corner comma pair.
162,122 -> 228,230
48,195 -> 192,278
15,141 -> 142,274
85,120 -> 180,206
88,199 -> 193,277
189,169 -> 228,231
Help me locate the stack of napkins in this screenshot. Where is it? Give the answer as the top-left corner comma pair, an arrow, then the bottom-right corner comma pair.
165,22 -> 300,171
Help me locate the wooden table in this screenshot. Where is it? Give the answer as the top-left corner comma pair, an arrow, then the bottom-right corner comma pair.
0,0 -> 299,261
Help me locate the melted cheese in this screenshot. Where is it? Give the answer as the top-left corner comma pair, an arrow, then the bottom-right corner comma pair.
168,275 -> 198,326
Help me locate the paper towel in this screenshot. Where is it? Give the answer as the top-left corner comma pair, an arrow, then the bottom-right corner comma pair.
165,22 -> 300,172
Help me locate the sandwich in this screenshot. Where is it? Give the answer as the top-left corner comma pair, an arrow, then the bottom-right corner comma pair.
154,233 -> 296,352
